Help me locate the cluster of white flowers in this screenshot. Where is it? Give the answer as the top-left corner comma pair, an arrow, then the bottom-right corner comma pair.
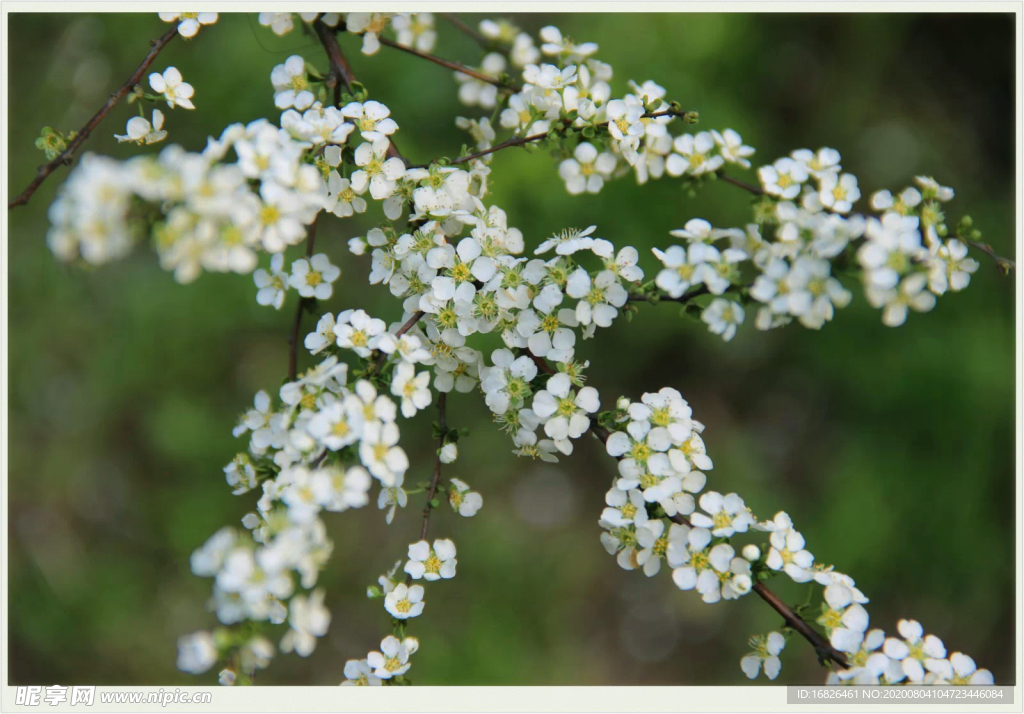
597,385 -> 995,686
46,12 -> 1000,689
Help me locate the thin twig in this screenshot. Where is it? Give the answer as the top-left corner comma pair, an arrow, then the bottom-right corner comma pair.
404,393 -> 448,585
378,36 -> 519,91
717,171 -> 765,196
420,393 -> 447,542
441,13 -> 490,49
967,240 -> 1016,273
287,216 -> 319,380
9,25 -> 179,209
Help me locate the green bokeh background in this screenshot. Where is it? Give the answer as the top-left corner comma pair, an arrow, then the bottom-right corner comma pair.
7,12 -> 1016,686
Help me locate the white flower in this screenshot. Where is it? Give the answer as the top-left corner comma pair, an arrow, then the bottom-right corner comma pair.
701,298 -> 744,341
271,55 -> 314,110
883,619 -> 948,683
342,100 -> 399,143
366,636 -> 418,679
258,12 -> 294,36
159,12 -> 218,38
307,397 -> 363,450
819,172 -> 860,214
352,140 -> 405,200
439,443 -> 458,463
559,142 -> 616,194
115,109 -> 167,145
404,538 -> 457,581
149,67 -> 195,110
931,652 -> 995,685
341,658 -> 382,686
666,132 -> 723,177
391,361 -> 432,418
377,473 -> 408,524
689,492 -> 753,537
384,582 -> 425,619
565,268 -> 628,328
336,310 -> 387,358
866,273 -> 936,327
758,157 -> 808,199
713,129 -> 755,168
740,632 -> 786,680
669,218 -> 741,244
280,589 -> 330,657
762,512 -> 814,582
325,172 -> 367,218
254,253 -> 289,309
929,239 -> 979,294
346,13 -> 393,55
289,254 -> 340,300
652,245 -> 705,298
915,175 -> 955,202
600,487 -> 649,528
531,372 -> 600,453
177,631 -> 217,674
361,422 -> 409,487
304,313 -> 338,354
535,225 -> 597,256
392,13 -> 436,52
791,147 -> 841,178
448,478 -> 483,516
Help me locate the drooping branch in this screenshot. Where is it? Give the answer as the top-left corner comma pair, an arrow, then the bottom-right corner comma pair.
574,365 -> 851,671
8,25 -> 179,210
378,36 -> 520,91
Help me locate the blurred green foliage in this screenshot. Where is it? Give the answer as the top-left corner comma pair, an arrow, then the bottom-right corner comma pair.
7,12 -> 1015,686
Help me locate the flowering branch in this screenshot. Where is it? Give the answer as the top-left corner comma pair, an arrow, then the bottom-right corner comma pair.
584,370 -> 851,670
378,36 -> 520,91
8,24 -> 179,209
38,11 -> 1004,689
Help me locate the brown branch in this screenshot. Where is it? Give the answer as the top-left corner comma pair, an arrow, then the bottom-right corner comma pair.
9,25 -> 179,209
287,216 -> 319,380
751,582 -> 849,668
717,170 -> 765,196
405,393 -> 448,585
313,20 -> 407,164
378,36 -> 519,91
449,131 -> 549,166
441,13 -> 490,49
967,240 -> 1015,273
